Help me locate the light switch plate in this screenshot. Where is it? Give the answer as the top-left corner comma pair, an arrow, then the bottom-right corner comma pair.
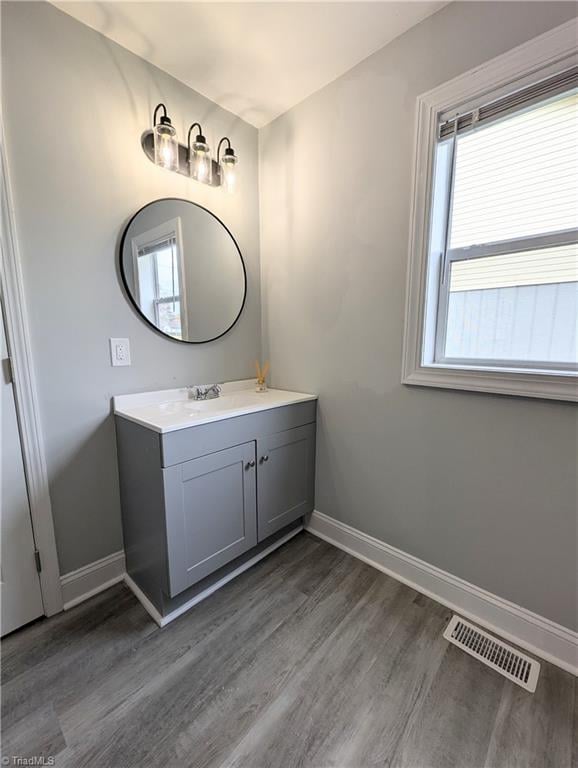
110,338 -> 131,367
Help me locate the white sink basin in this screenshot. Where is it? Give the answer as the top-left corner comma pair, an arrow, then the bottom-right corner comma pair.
158,391 -> 265,416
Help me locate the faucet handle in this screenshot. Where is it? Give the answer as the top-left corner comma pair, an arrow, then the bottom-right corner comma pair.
186,385 -> 201,399
186,383 -> 221,400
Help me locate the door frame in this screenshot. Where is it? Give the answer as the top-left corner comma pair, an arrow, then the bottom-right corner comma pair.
1,121 -> 63,616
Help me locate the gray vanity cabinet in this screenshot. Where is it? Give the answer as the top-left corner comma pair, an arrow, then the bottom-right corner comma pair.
163,442 -> 258,596
257,423 -> 315,541
116,399 -> 316,619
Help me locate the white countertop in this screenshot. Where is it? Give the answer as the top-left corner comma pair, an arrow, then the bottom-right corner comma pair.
113,380 -> 317,434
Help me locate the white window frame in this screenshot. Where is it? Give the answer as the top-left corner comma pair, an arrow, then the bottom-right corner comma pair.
402,20 -> 578,402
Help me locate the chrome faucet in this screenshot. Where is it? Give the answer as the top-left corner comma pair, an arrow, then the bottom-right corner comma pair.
187,383 -> 222,401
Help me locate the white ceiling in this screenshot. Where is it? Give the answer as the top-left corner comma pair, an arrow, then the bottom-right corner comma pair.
53,2 -> 447,127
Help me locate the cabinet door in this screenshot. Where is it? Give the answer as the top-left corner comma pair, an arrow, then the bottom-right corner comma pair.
163,442 -> 257,596
257,423 -> 315,541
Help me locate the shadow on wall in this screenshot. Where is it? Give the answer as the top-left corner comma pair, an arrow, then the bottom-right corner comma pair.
49,415 -> 123,575
260,118 -> 294,373
91,2 -> 252,141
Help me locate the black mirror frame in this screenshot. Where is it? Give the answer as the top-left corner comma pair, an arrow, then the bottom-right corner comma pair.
119,198 -> 247,344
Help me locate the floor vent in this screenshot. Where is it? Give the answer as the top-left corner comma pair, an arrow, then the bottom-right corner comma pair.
443,615 -> 540,692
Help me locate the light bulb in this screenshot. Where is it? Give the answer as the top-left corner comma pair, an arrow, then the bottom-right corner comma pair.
153,117 -> 178,171
189,136 -> 212,184
195,152 -> 210,182
220,147 -> 238,193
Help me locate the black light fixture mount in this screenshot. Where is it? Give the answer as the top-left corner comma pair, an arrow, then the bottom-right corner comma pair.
153,103 -> 171,128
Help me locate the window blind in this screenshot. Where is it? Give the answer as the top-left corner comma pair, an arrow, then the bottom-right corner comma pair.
448,89 -> 578,249
137,236 -> 176,258
439,65 -> 578,139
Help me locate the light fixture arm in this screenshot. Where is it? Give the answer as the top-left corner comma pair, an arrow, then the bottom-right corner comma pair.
153,103 -> 168,127
187,123 -> 204,156
217,137 -> 232,164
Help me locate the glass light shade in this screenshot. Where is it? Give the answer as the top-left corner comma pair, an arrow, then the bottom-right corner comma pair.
220,153 -> 238,193
190,140 -> 212,184
153,122 -> 179,171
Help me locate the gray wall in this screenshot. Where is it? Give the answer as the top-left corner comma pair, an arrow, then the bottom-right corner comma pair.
259,2 -> 578,630
2,1 -> 261,573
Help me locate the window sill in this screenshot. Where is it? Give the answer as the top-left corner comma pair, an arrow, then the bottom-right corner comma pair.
402,363 -> 577,402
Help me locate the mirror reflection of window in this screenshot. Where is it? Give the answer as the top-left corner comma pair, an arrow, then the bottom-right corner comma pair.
137,238 -> 181,338
130,218 -> 187,340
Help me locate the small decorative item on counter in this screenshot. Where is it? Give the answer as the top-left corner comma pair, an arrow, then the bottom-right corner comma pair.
255,360 -> 270,392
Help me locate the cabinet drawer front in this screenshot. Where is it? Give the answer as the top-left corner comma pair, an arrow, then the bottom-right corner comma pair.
257,423 -> 316,541
163,442 -> 257,596
161,401 -> 317,467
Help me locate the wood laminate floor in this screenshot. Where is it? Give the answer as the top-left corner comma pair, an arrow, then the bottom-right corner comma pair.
2,533 -> 576,768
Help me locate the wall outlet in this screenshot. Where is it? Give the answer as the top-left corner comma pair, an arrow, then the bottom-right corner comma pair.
110,338 -> 131,367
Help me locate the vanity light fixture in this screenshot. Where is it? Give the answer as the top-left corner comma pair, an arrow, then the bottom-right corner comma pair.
187,123 -> 212,184
217,137 -> 239,194
143,104 -> 238,191
152,103 -> 178,171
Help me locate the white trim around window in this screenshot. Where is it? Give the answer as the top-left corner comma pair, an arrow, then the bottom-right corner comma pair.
402,19 -> 578,402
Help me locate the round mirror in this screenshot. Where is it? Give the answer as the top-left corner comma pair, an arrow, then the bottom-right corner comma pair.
120,198 -> 246,343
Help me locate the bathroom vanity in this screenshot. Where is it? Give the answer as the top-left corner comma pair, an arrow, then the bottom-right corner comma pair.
114,381 -> 317,624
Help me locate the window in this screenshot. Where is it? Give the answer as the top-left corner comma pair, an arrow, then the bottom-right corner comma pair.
136,237 -> 183,339
130,218 -> 188,340
403,22 -> 578,401
435,86 -> 577,370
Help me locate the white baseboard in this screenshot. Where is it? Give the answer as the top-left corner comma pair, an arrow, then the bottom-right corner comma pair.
125,525 -> 304,628
124,574 -> 164,626
58,525 -> 304,621
60,551 -> 126,610
306,510 -> 578,677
